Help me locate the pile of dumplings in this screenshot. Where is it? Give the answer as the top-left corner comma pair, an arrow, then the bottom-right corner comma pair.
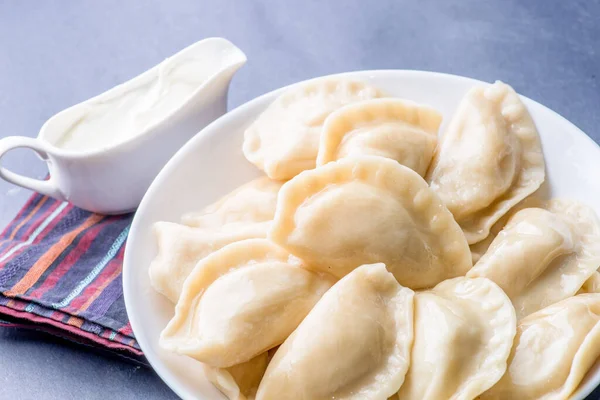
149,77 -> 600,400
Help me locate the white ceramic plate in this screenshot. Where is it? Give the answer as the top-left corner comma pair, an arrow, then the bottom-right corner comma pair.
123,70 -> 600,400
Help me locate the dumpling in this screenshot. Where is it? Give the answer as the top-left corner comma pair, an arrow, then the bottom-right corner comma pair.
316,98 -> 441,176
256,263 -> 414,400
243,78 -> 383,180
204,352 -> 270,400
481,294 -> 600,400
151,179 -> 284,302
427,81 -> 545,244
148,221 -> 269,302
160,239 -> 334,367
182,178 -> 283,228
467,199 -> 600,319
269,155 -> 471,289
396,277 -> 516,400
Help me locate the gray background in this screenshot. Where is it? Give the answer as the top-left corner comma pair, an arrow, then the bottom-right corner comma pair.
0,0 -> 599,399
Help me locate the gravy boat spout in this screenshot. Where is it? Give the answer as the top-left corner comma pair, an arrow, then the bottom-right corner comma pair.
0,37 -> 246,214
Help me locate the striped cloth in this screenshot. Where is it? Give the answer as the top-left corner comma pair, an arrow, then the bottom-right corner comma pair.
0,192 -> 141,358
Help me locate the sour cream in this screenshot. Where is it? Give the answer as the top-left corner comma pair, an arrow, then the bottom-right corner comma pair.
55,46 -> 227,151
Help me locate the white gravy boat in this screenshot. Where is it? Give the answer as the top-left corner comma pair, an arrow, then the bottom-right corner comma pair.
0,37 -> 246,214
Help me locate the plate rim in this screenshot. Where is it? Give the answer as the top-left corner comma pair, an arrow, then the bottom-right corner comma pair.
123,69 -> 600,400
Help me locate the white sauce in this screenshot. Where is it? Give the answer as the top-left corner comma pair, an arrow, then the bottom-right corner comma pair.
55,49 -> 222,151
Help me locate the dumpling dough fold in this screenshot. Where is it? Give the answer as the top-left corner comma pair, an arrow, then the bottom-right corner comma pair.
257,263 -> 414,400
397,277 -> 516,400
182,177 -> 282,228
243,77 -> 383,180
160,239 -> 333,367
317,98 -> 441,176
204,351 -> 273,400
150,178 -> 283,302
469,195 -> 545,264
427,81 -> 545,244
579,272 -> 600,294
481,294 -> 600,400
467,199 -> 600,318
270,155 -> 471,289
149,221 -> 269,302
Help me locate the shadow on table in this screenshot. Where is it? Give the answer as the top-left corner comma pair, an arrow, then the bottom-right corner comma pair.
2,325 -> 600,399
0,326 -> 178,399
0,318 -> 146,366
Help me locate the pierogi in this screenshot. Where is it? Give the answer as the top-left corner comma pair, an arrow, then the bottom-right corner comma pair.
317,98 -> 441,176
269,155 -> 471,288
467,199 -> 600,318
427,81 -> 545,244
243,77 -> 383,180
256,263 -> 414,400
481,294 -> 600,400
160,239 -> 333,367
396,277 -> 516,400
147,76 -> 600,399
149,221 -> 269,303
150,178 -> 283,303
182,177 -> 283,228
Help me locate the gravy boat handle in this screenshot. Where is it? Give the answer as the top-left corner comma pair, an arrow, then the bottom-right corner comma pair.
0,136 -> 65,200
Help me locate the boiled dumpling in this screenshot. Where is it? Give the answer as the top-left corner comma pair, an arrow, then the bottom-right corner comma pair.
256,263 -> 414,400
467,199 -> 600,318
427,81 -> 545,244
316,98 -> 441,176
204,352 -> 270,400
481,294 -> 600,400
160,239 -> 333,367
243,78 -> 383,180
396,277 -> 516,400
148,221 -> 269,302
182,178 -> 283,228
269,155 -> 471,289
151,178 -> 282,302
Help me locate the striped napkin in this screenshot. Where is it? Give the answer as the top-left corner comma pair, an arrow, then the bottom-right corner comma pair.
0,192 -> 141,358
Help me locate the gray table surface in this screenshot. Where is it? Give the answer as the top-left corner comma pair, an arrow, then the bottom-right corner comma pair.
0,0 -> 599,399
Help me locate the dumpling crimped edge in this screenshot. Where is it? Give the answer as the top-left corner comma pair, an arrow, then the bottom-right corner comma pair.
242,77 -> 385,180
316,98 -> 442,166
480,294 -> 600,400
159,238 -> 299,360
428,80 -> 546,244
256,263 -> 415,400
431,276 -> 517,399
269,155 -> 472,285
